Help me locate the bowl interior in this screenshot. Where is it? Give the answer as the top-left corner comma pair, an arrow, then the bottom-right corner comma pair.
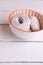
8,9 -> 43,32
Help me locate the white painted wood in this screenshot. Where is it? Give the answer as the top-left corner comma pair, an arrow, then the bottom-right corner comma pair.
0,0 -> 43,12
0,11 -> 10,24
0,0 -> 43,64
0,63 -> 43,65
0,0 -> 43,24
0,42 -> 43,61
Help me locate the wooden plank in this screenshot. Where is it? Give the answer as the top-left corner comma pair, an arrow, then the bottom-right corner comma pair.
0,42 -> 43,61
0,63 -> 43,65
0,11 -> 10,24
0,0 -> 43,12
0,0 -> 43,24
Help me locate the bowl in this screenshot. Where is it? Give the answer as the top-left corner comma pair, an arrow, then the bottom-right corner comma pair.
8,9 -> 43,40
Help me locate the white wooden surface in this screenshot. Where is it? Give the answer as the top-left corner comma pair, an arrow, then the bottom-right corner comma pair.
0,25 -> 43,64
0,0 -> 43,24
0,42 -> 43,62
0,0 -> 43,12
0,63 -> 43,65
0,0 -> 43,65
0,42 -> 43,65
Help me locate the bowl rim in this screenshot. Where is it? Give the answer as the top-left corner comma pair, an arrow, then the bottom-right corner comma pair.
8,9 -> 43,32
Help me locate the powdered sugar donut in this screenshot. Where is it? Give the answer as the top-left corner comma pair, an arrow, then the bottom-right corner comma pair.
12,14 -> 31,31
30,16 -> 40,31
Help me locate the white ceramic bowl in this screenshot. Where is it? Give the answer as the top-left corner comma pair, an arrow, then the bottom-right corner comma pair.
8,9 -> 43,40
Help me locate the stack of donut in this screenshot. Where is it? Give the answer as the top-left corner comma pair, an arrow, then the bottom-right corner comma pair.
12,13 -> 40,32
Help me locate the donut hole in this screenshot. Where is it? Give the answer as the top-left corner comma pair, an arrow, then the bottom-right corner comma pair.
18,17 -> 23,24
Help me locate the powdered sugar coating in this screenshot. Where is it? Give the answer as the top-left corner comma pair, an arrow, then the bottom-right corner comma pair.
12,14 -> 31,31
30,16 -> 40,31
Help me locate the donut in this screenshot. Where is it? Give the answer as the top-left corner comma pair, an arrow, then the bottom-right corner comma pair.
30,16 -> 40,31
12,14 -> 31,31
